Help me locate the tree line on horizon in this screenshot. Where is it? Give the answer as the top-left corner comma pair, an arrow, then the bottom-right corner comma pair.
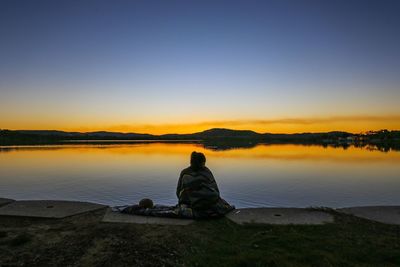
0,128 -> 399,152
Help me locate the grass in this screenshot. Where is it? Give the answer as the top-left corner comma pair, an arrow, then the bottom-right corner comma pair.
0,209 -> 399,266
8,233 -> 32,246
0,231 -> 7,238
180,210 -> 400,266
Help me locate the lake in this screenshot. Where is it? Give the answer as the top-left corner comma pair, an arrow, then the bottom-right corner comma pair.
0,142 -> 399,208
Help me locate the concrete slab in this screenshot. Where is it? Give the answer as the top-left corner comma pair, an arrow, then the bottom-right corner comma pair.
0,200 -> 106,219
0,198 -> 14,207
338,206 -> 400,225
226,208 -> 334,225
102,208 -> 194,225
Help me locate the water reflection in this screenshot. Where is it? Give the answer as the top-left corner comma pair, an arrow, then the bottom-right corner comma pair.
0,143 -> 399,208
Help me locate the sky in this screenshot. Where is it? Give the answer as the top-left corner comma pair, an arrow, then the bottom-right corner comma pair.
1,0 -> 399,134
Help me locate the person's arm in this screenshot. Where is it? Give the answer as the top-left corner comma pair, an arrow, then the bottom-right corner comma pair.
204,168 -> 220,193
210,171 -> 220,193
176,170 -> 184,199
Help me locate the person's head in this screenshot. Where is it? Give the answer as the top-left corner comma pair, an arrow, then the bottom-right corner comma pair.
139,198 -> 154,209
190,151 -> 206,171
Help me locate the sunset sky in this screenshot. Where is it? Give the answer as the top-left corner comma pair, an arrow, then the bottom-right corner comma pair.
1,0 -> 399,134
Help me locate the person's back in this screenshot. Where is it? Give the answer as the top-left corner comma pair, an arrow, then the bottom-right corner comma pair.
177,165 -> 220,210
176,152 -> 234,217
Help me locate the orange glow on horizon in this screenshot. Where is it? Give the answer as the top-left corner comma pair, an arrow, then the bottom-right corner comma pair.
2,115 -> 400,134
36,115 -> 400,134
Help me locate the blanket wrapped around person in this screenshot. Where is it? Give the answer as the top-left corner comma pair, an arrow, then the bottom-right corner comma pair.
117,152 -> 234,219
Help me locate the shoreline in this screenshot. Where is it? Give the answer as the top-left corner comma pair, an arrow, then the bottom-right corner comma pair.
1,197 -> 399,225
1,197 -> 399,266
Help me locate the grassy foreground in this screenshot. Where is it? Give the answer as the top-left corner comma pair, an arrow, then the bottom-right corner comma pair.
0,209 -> 399,266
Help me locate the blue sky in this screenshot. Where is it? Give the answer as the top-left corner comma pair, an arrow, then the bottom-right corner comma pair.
1,0 -> 399,133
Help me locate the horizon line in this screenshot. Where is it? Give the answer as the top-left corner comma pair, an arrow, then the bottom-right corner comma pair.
1,127 -> 398,136
2,114 -> 400,135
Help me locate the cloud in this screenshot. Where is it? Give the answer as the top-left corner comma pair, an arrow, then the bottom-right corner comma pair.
247,115 -> 400,125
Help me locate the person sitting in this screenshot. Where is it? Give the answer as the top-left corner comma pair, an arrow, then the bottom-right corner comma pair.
176,151 -> 234,218
119,151 -> 234,219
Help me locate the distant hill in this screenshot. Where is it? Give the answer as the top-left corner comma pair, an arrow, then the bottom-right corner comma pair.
0,128 -> 356,140
197,128 -> 259,138
159,128 -> 261,140
1,128 -> 399,150
5,130 -> 155,139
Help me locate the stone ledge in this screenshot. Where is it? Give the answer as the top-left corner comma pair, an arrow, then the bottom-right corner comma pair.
102,208 -> 194,225
0,200 -> 107,219
0,198 -> 15,207
337,206 -> 400,225
2,197 -> 400,226
226,208 -> 334,225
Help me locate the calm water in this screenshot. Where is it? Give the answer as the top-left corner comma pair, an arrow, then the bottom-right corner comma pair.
0,143 -> 399,208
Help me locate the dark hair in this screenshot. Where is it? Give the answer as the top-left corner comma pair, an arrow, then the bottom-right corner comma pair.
190,151 -> 206,171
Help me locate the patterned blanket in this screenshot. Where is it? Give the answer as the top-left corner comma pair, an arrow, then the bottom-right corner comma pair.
114,198 -> 234,219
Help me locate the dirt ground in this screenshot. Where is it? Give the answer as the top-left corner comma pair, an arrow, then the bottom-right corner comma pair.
1,209 -> 400,267
0,208 -> 186,267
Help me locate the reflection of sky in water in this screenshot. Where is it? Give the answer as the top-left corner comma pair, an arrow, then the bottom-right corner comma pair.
0,143 -> 399,208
